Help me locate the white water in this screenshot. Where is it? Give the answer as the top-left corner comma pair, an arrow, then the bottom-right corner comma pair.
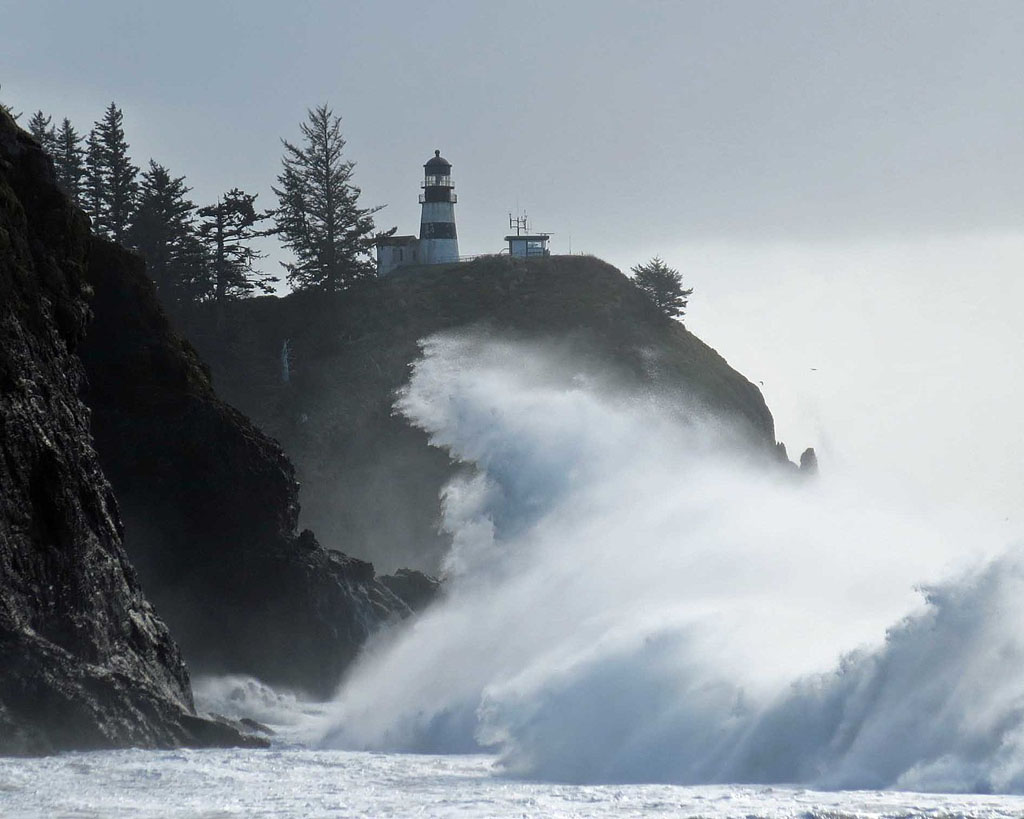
313,332 -> 1024,791
6,748 -> 1024,818
7,330 -> 1024,815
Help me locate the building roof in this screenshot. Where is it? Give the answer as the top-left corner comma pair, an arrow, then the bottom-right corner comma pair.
424,149 -> 451,172
376,234 -> 419,245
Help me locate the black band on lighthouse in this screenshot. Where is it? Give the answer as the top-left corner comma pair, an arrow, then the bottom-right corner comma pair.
421,222 -> 458,240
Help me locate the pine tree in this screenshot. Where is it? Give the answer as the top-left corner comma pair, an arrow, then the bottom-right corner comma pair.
0,85 -> 20,121
175,231 -> 214,306
630,257 -> 693,320
128,160 -> 201,306
86,102 -> 139,242
27,110 -> 57,155
84,129 -> 105,228
198,188 -> 276,301
272,105 -> 383,292
53,118 -> 86,203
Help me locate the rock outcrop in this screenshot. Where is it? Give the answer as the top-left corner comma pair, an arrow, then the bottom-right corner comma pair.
799,447 -> 819,476
379,568 -> 443,614
0,110 -> 257,753
79,237 -> 426,698
173,255 -> 783,574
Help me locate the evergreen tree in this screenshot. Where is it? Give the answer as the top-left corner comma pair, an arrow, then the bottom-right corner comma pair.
53,118 -> 86,203
272,105 -> 383,292
86,102 -> 139,242
128,160 -> 202,306
630,257 -> 693,320
198,188 -> 276,301
27,110 -> 56,155
175,231 -> 214,306
0,85 -> 20,121
84,129 -> 105,228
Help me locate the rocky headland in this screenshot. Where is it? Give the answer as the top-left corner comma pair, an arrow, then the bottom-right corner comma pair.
0,109 -> 258,753
0,104 -> 805,752
78,238 -> 432,698
0,108 -> 431,751
173,255 -> 805,574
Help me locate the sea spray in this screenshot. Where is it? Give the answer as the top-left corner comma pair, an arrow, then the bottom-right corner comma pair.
317,331 -> 1016,790
192,675 -> 328,744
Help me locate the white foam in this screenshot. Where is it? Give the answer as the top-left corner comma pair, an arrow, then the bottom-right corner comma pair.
315,332 -> 1020,790
4,749 -> 1024,818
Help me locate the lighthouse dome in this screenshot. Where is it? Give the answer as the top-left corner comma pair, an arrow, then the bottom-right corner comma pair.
424,149 -> 451,173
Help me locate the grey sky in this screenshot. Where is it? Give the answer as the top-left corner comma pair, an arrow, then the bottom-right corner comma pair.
4,1 -> 1023,533
6,1 -> 1023,256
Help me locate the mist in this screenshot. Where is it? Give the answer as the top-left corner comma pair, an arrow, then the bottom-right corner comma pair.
309,331 -> 1018,789
679,231 -> 1024,523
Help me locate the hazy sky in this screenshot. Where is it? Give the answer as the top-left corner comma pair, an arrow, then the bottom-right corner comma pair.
4,1 -> 1023,535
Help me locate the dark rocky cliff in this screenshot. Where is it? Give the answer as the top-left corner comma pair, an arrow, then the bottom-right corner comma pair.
0,111 -> 254,753
174,255 -> 782,574
78,237 -> 425,699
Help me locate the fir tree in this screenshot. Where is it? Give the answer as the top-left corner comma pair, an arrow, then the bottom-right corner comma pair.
86,102 -> 139,242
0,85 -> 20,121
84,129 -> 105,228
53,118 -> 86,203
128,160 -> 201,306
198,188 -> 276,301
630,257 -> 693,320
175,231 -> 214,306
27,110 -> 56,155
272,105 -> 384,292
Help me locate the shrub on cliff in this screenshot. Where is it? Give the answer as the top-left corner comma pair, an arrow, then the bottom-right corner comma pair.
631,257 -> 693,320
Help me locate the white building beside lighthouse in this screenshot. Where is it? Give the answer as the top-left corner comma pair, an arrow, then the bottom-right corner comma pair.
376,149 -> 460,276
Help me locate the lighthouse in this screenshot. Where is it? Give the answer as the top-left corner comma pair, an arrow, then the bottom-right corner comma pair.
374,150 -> 463,275
418,149 -> 459,265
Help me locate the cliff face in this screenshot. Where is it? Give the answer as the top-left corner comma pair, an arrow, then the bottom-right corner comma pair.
175,255 -> 780,574
0,112 -> 253,753
79,237 -> 421,699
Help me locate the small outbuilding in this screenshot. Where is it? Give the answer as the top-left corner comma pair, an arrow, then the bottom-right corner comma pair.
504,213 -> 550,258
375,235 -> 420,276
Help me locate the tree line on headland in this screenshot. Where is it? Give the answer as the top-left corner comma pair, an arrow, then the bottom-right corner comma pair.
19,101 -> 385,309
7,91 -> 695,322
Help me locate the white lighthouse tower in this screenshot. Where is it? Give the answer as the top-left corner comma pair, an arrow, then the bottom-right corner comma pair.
418,149 -> 459,265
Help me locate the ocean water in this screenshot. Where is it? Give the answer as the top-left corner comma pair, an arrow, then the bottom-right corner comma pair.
4,748 -> 1024,818
7,331 -> 1024,814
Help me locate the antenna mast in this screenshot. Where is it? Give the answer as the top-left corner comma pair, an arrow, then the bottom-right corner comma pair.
509,212 -> 529,236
